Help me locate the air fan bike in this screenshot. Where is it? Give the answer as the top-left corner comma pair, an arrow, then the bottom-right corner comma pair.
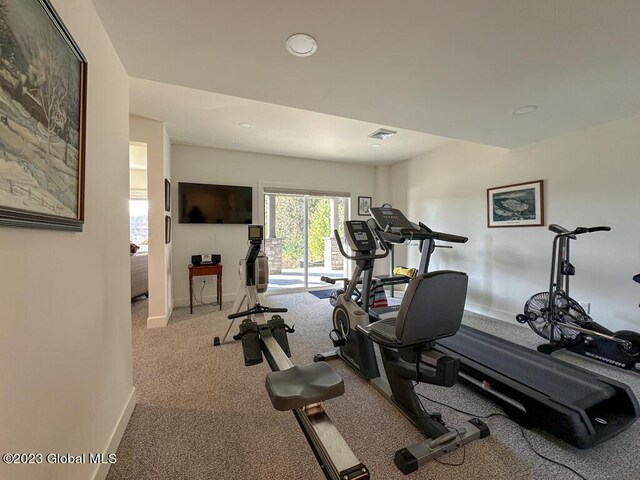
516,224 -> 640,374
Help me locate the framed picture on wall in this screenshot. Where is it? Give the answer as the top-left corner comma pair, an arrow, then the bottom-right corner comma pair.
165,215 -> 171,244
487,180 -> 544,228
358,196 -> 372,216
164,179 -> 171,212
0,0 -> 88,231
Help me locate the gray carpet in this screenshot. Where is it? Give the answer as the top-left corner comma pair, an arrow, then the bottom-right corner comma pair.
107,293 -> 640,480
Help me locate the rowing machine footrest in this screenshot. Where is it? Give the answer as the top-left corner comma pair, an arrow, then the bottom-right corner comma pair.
239,319 -> 263,366
268,315 -> 292,357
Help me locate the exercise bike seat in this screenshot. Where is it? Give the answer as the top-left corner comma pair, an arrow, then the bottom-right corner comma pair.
368,317 -> 397,342
366,271 -> 468,348
265,363 -> 345,411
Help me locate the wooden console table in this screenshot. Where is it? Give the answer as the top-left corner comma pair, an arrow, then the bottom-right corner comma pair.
188,264 -> 223,313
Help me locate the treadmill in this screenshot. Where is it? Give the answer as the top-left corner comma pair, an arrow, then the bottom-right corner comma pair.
369,206 -> 639,449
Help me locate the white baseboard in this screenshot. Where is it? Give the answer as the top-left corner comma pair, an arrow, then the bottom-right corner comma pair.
91,387 -> 136,480
147,315 -> 168,328
465,302 -> 516,323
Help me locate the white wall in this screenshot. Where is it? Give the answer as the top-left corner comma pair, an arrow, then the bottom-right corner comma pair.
171,145 -> 377,305
374,164 -> 393,275
130,117 -> 172,327
164,127 -> 173,317
388,160 -> 410,269
397,114 -> 640,331
374,164 -> 392,207
0,1 -> 134,480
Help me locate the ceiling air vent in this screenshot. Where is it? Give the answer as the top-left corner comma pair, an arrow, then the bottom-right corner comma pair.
368,128 -> 397,140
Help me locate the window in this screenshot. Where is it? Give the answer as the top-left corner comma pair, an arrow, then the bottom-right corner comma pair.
129,199 -> 149,251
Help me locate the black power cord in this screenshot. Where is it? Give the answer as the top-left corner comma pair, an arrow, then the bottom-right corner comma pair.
192,281 -> 211,306
435,425 -> 466,467
411,386 -> 587,480
199,281 -> 206,304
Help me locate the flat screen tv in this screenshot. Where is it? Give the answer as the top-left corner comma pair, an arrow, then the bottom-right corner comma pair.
178,182 -> 252,224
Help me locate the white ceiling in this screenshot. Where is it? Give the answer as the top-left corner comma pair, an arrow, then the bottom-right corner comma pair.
130,78 -> 452,164
93,0 -> 640,161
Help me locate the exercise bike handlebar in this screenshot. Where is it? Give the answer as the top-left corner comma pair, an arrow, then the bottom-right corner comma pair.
334,229 -> 390,261
375,229 -> 405,244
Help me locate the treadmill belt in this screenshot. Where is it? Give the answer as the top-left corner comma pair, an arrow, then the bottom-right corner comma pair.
437,325 -> 615,407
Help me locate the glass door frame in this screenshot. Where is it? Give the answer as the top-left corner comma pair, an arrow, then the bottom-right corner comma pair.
259,182 -> 351,294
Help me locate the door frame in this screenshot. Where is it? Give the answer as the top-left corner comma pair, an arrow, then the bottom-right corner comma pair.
259,182 -> 352,294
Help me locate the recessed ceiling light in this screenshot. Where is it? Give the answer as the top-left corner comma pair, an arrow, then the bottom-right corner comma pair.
286,33 -> 318,57
371,143 -> 382,148
238,122 -> 252,128
512,105 -> 538,116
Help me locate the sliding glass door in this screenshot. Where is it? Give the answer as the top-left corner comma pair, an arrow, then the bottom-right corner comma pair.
264,193 -> 306,291
264,190 -> 348,293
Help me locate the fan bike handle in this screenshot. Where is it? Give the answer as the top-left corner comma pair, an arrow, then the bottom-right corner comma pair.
548,224 -> 578,240
334,229 -> 389,261
585,226 -> 611,233
573,226 -> 611,235
549,224 -> 571,235
550,224 -> 611,237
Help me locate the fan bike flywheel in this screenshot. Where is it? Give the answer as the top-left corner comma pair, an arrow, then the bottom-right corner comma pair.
523,292 -> 588,344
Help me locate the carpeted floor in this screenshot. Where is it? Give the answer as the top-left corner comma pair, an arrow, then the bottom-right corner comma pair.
106,293 -> 640,480
308,289 -> 335,299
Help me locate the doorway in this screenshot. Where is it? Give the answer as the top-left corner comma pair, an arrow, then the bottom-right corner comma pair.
129,142 -> 149,302
263,190 -> 349,292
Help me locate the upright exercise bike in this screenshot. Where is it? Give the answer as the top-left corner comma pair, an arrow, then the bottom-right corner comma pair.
315,219 -> 489,474
516,224 -> 640,373
222,225 -> 369,480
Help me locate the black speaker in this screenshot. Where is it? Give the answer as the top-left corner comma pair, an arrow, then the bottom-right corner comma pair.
191,254 -> 221,265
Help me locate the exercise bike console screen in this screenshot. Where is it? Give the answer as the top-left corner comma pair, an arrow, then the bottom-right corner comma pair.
248,225 -> 263,242
369,207 -> 414,231
344,221 -> 377,252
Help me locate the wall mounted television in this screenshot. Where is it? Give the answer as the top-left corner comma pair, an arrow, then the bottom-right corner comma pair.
178,182 -> 252,224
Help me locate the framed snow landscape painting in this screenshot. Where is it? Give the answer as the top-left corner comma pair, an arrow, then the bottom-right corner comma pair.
0,0 -> 87,231
487,180 -> 544,228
